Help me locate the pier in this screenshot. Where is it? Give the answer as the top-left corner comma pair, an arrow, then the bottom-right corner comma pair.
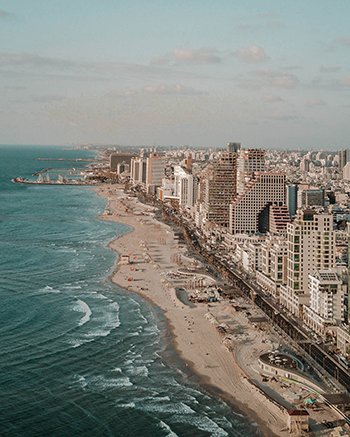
12,177 -> 97,186
37,158 -> 101,162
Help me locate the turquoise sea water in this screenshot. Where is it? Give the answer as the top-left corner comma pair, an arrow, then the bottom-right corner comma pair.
0,145 -> 261,437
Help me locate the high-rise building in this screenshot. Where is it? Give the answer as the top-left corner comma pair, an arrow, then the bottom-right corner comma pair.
130,157 -> 146,184
339,149 -> 348,171
279,210 -> 335,316
202,148 -> 238,228
229,173 -> 286,235
146,153 -> 165,187
300,158 -> 310,172
297,188 -> 325,208
226,142 -> 241,153
110,153 -> 137,170
286,184 -> 298,218
237,149 -> 265,194
174,165 -> 197,207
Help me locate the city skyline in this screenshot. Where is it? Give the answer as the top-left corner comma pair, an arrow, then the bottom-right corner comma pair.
2,1 -> 350,149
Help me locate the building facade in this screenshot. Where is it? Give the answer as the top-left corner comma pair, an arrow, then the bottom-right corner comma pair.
229,173 -> 286,235
237,148 -> 265,194
280,210 -> 335,316
303,270 -> 344,338
202,150 -> 237,228
146,153 -> 165,187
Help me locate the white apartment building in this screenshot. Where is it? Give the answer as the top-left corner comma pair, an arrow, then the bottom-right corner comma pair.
229,173 -> 286,235
303,270 -> 344,338
279,210 -> 335,317
173,165 -> 197,207
241,241 -> 263,275
130,157 -> 146,184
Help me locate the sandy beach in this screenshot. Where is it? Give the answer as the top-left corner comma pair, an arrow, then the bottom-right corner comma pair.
98,185 -> 342,437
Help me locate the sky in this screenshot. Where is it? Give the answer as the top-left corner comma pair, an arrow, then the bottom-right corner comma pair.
1,0 -> 350,149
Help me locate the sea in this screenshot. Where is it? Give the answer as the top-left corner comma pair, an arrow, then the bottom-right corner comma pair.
0,145 -> 261,437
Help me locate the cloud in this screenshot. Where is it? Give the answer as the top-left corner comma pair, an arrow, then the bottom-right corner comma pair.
4,85 -> 26,90
31,94 -> 66,103
0,10 -> 10,19
257,12 -> 281,18
283,65 -> 302,71
152,47 -> 222,66
341,75 -> 350,85
105,90 -> 137,98
0,52 -> 84,71
234,45 -> 268,63
240,69 -> 298,90
237,82 -> 262,90
267,112 -> 297,121
143,83 -> 205,95
237,21 -> 283,31
270,73 -> 298,88
251,68 -> 276,77
320,66 -> 342,73
307,98 -> 327,106
261,93 -> 282,102
334,36 -> 350,47
0,52 -> 200,86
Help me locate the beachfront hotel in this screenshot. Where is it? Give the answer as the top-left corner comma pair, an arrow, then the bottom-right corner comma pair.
146,153 -> 166,193
279,210 -> 336,317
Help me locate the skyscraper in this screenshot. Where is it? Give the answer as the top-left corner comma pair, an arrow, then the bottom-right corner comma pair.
229,173 -> 286,235
202,147 -> 238,228
226,142 -> 241,153
146,153 -> 165,187
237,148 -> 266,194
339,149 -> 348,172
286,184 -> 298,218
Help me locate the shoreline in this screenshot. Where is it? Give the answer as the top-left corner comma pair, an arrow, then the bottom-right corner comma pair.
96,184 -> 331,437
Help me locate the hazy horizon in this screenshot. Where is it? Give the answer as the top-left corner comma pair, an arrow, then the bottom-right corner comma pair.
2,1 -> 350,150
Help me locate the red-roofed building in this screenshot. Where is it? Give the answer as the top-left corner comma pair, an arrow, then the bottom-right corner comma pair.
286,409 -> 309,433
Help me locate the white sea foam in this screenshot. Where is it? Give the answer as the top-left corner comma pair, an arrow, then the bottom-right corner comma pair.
91,293 -> 109,299
91,375 -> 133,388
73,299 -> 92,326
39,285 -> 61,293
134,358 -> 154,365
143,324 -> 160,335
143,401 -> 195,415
158,421 -> 179,437
118,402 -> 135,409
75,375 -> 87,388
129,332 -> 140,337
125,365 -> 149,377
69,338 -> 95,348
175,416 -> 229,437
